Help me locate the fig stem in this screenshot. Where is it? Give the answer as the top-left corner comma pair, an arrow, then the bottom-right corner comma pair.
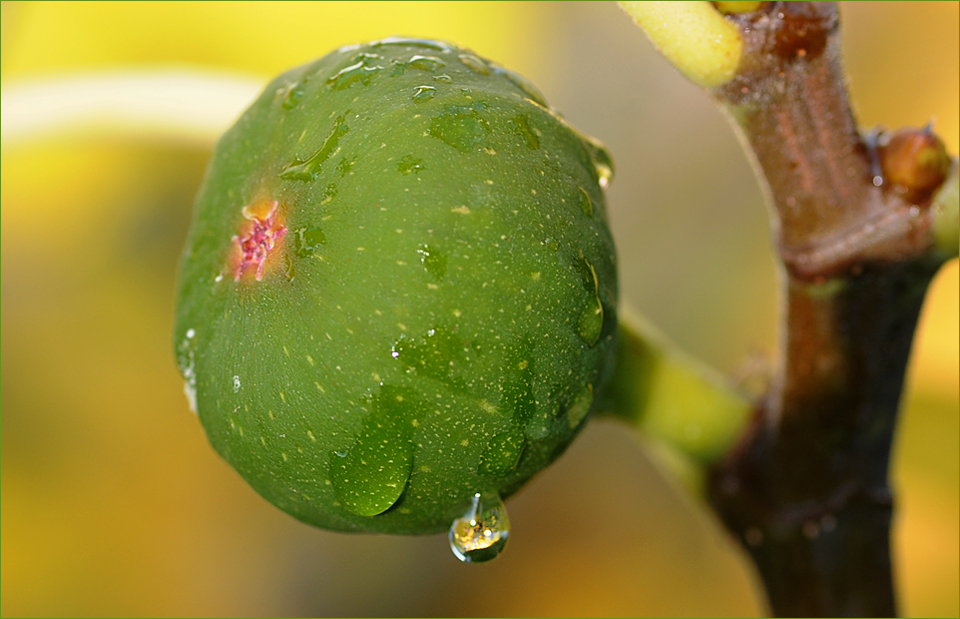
596,313 -> 752,476
625,2 -> 956,616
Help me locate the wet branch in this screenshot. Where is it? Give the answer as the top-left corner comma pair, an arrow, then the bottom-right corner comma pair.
701,3 -> 955,616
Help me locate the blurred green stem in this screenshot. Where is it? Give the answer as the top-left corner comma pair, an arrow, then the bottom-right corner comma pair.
0,70 -> 261,147
595,314 -> 753,496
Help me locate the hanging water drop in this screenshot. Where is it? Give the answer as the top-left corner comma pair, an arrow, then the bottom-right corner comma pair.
581,136 -> 614,189
448,491 -> 510,563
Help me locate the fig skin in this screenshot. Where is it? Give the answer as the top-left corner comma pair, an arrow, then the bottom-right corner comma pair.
175,39 -> 618,534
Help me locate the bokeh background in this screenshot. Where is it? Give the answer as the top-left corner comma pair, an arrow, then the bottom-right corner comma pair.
1,2 -> 956,616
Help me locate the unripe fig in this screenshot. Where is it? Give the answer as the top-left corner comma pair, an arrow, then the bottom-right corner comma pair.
174,39 -> 618,548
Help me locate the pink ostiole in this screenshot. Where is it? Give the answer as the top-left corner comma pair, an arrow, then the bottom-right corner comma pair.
231,200 -> 286,281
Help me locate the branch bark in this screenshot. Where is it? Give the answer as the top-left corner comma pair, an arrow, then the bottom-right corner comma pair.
700,3 -> 954,616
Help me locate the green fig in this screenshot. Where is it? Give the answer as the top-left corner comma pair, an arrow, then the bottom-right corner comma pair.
174,38 -> 618,542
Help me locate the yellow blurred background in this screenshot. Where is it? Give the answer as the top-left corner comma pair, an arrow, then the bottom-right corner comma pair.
1,2 -> 956,616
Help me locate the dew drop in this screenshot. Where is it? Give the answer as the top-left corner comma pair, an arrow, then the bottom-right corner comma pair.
412,85 -> 437,103
566,384 -> 594,429
176,330 -> 198,414
408,55 -> 445,72
336,156 -> 357,178
282,81 -> 305,110
329,385 -> 419,516
320,182 -> 338,204
581,135 -> 615,189
449,492 -> 510,563
508,115 -> 540,150
433,74 -> 454,84
391,326 -> 470,391
479,428 -> 526,477
502,344 -> 536,424
578,298 -> 603,345
398,154 -> 425,175
327,54 -> 382,90
280,114 -> 350,181
458,53 -> 491,75
578,186 -> 593,217
293,225 -> 326,257
429,102 -> 491,153
416,243 -> 447,278
183,381 -> 198,415
494,66 -> 548,107
373,37 -> 452,52
576,259 -> 604,346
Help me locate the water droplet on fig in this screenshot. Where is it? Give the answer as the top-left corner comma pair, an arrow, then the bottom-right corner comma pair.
479,428 -> 526,477
429,102 -> 491,153
391,326 -> 469,391
495,66 -> 548,107
578,186 -> 593,217
416,243 -> 446,278
581,136 -> 614,189
327,54 -> 382,90
578,298 -> 603,345
373,37 -> 451,52
508,115 -> 540,150
177,329 -> 198,414
398,154 -> 425,175
458,53 -> 490,75
413,85 -> 437,103
408,55 -> 445,72
449,492 -> 510,563
577,259 -> 604,346
293,225 -> 327,257
280,115 -> 350,181
329,385 -> 418,516
281,79 -> 306,110
566,384 -> 594,429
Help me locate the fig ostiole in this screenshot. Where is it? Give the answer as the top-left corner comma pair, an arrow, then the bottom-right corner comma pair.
174,38 -> 618,561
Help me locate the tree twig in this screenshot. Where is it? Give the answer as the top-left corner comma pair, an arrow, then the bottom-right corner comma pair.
622,2 -> 957,615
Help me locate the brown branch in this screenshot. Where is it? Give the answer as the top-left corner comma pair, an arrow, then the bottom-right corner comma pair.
701,3 -> 953,616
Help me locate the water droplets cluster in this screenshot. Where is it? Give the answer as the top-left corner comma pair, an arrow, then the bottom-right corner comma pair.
177,327 -> 198,414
